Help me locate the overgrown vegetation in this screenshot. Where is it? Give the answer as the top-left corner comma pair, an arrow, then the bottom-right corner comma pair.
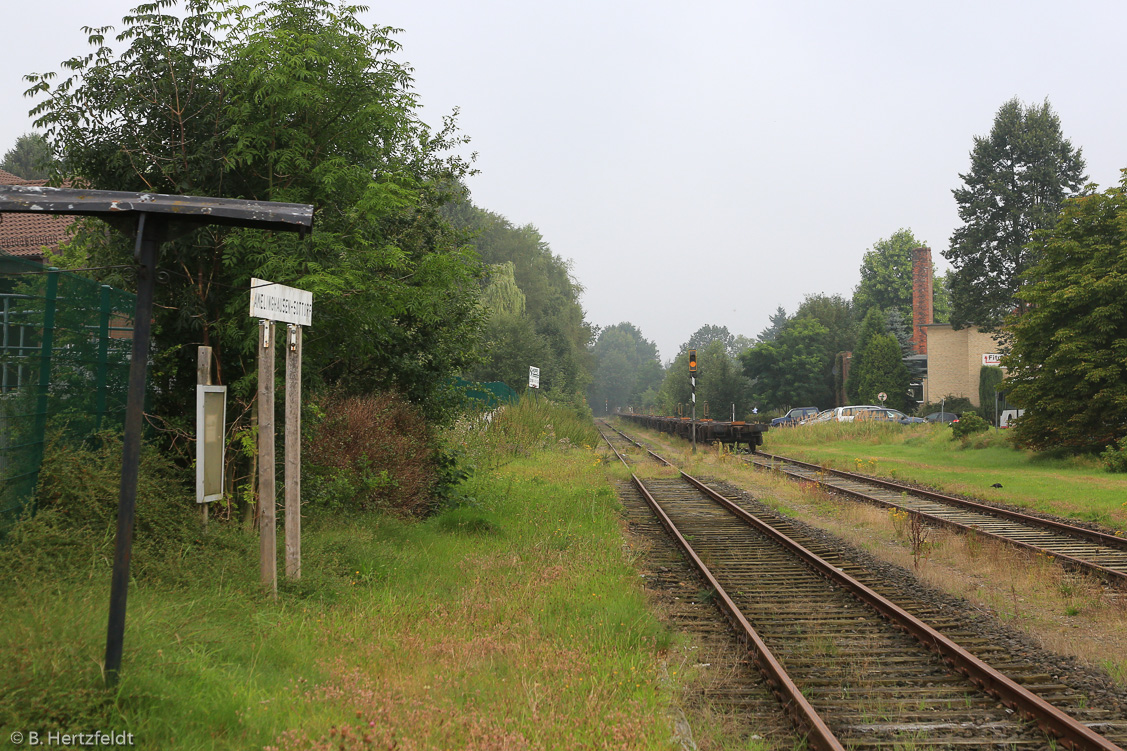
304,391 -> 438,517
1100,437 -> 1127,474
0,432 -> 208,585
0,398 -> 677,749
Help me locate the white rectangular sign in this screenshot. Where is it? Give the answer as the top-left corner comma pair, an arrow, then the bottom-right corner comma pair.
196,385 -> 227,503
983,353 -> 1003,366
528,366 -> 540,389
250,277 -> 313,326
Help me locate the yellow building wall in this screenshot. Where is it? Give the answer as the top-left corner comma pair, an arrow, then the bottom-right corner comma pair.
922,325 -> 1004,407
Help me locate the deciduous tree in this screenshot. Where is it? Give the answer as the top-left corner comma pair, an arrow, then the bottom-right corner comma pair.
944,98 -> 1087,330
683,324 -> 735,357
741,317 -> 830,411
659,340 -> 751,418
1004,174 -> 1127,452
446,199 -> 593,397
27,0 -> 484,422
588,322 -> 662,415
852,229 -> 925,324
792,293 -> 854,406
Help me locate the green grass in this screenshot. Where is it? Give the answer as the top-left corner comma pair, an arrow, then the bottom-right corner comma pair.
763,422 -> 1127,531
0,448 -> 675,749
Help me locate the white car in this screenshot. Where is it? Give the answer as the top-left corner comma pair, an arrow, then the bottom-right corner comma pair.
821,405 -> 884,423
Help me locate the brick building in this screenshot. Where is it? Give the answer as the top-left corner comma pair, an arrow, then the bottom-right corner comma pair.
906,246 -> 1004,410
920,324 -> 1004,408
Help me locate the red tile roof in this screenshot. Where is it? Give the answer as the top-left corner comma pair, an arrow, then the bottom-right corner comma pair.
0,170 -> 73,261
0,168 -> 33,185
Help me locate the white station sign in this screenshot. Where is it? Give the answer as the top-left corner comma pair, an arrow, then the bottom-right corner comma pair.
250,277 -> 313,326
528,366 -> 540,389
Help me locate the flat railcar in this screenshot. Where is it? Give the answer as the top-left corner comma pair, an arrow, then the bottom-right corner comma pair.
617,413 -> 767,451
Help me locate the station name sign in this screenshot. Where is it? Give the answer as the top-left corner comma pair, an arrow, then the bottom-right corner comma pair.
250,277 -> 312,326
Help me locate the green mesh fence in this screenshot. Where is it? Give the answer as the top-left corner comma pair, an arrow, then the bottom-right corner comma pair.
0,256 -> 135,528
453,377 -> 518,409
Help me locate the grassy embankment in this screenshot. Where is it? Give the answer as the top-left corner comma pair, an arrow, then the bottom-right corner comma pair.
0,400 -> 678,750
761,420 -> 1127,532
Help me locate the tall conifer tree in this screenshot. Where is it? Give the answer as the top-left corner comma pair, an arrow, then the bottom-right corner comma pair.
944,98 -> 1086,330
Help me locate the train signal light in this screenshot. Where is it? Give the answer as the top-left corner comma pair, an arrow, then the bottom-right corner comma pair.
688,349 -> 698,373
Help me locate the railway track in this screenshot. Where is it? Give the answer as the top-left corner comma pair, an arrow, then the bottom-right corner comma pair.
597,421 -> 1127,750
751,451 -> 1127,588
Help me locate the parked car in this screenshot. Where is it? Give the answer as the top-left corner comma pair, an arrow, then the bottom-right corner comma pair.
771,406 -> 819,427
800,405 -> 883,423
924,411 -> 958,423
800,409 -> 835,425
856,408 -> 927,425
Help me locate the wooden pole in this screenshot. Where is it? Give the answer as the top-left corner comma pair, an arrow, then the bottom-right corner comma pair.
284,324 -> 302,580
246,400 -> 258,531
258,320 -> 276,595
197,346 -> 212,528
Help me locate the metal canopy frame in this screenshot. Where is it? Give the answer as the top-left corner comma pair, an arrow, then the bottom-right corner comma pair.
0,185 -> 313,235
0,184 -> 313,685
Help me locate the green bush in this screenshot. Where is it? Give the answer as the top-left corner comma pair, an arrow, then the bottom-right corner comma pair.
1100,437 -> 1127,473
951,411 -> 990,439
917,394 -> 974,417
0,432 -> 208,585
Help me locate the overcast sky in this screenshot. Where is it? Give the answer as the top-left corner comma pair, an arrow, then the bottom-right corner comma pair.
4,0 -> 1125,361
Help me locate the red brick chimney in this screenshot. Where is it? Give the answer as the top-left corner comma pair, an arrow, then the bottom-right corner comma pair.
911,246 -> 933,354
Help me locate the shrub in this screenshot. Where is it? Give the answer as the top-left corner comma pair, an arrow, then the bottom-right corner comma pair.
304,391 -> 438,517
951,411 -> 990,439
1100,437 -> 1127,473
0,432 -> 203,584
917,394 -> 974,417
448,394 -> 599,474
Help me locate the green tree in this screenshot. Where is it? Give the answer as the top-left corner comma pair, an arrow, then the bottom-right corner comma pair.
845,307 -> 887,402
27,0 -> 484,421
1,132 -> 52,179
446,198 -> 592,397
697,340 -> 752,419
852,334 -> 910,411
932,273 -> 951,324
978,366 -> 1004,425
944,98 -> 1087,330
481,262 -> 526,316
1005,174 -> 1127,452
741,317 -> 830,411
588,322 -> 662,415
792,293 -> 854,406
471,312 -> 552,395
852,229 -> 925,323
757,306 -> 787,342
658,340 -> 750,417
683,324 -> 735,357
